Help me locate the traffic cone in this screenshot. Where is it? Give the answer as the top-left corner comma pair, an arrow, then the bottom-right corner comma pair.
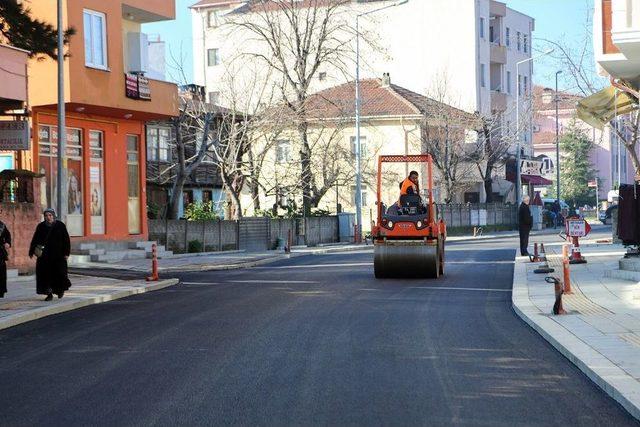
534,243 -> 555,274
569,236 -> 587,264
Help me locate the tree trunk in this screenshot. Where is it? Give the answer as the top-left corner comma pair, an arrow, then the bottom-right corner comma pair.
484,164 -> 494,203
297,121 -> 312,216
168,173 -> 188,219
247,149 -> 261,211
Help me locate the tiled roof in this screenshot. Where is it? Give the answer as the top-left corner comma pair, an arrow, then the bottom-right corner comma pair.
533,85 -> 583,112
304,79 -> 477,123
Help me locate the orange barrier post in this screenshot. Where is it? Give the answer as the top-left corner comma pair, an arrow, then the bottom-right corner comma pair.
562,244 -> 572,294
545,276 -> 566,315
146,243 -> 159,282
532,243 -> 540,262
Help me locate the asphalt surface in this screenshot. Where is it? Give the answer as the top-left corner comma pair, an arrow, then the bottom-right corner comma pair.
1,229 -> 638,426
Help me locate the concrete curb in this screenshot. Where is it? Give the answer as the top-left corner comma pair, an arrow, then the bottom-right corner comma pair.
511,257 -> 640,420
0,278 -> 179,332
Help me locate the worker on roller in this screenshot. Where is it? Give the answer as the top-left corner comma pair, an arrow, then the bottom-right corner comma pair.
399,171 -> 420,199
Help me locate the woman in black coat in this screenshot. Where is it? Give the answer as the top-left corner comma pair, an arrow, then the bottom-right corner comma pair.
0,220 -> 11,298
29,208 -> 71,301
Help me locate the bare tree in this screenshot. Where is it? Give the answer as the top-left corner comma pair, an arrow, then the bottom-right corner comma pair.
419,76 -> 482,203
230,0 -> 366,215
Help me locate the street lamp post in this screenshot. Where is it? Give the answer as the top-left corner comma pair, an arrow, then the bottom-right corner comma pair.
555,70 -> 562,207
57,0 -> 67,219
515,49 -> 553,205
355,0 -> 408,234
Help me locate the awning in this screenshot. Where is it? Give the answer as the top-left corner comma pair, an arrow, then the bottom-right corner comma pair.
521,174 -> 553,186
576,85 -> 638,130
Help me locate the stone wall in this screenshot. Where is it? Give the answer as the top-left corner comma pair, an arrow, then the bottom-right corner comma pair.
0,177 -> 43,273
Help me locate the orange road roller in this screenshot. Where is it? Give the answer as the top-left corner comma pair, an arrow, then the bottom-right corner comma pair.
371,154 -> 446,279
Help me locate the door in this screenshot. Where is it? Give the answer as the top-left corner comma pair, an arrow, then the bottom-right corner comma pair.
127,135 -> 141,234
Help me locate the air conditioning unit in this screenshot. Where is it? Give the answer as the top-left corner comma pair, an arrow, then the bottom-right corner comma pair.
127,32 -> 149,74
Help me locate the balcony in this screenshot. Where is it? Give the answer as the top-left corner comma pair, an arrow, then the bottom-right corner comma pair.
610,0 -> 640,59
490,0 -> 507,17
490,42 -> 506,64
491,90 -> 507,111
122,0 -> 175,23
0,45 -> 28,113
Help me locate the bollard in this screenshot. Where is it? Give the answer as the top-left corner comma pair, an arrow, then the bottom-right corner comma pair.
285,229 -> 292,254
562,244 -> 572,294
146,243 -> 159,282
531,243 -> 540,263
545,276 -> 566,315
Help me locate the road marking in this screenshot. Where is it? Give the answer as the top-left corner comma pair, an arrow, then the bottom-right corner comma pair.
409,286 -> 511,292
228,280 -> 318,284
181,282 -> 223,285
254,262 -> 372,269
446,261 -> 514,264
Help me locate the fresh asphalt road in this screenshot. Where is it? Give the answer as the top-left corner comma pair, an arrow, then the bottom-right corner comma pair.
1,229 -> 638,426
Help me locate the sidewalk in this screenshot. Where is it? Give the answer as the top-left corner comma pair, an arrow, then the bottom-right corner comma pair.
0,274 -> 178,331
512,242 -> 640,420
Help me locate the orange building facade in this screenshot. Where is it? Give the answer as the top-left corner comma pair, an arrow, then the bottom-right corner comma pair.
26,0 -> 178,241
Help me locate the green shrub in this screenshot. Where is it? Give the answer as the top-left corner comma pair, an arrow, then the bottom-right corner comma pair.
184,201 -> 219,221
188,240 -> 203,253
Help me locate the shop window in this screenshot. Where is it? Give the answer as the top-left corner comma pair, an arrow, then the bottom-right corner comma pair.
38,125 -> 84,236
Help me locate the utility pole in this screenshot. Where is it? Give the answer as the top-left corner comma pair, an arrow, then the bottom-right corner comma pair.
57,0 -> 67,219
555,70 -> 562,204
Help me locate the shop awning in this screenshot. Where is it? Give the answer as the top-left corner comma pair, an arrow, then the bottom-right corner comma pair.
521,174 -> 553,186
576,85 -> 638,130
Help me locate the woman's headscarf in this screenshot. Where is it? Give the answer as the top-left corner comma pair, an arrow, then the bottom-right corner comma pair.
43,208 -> 56,221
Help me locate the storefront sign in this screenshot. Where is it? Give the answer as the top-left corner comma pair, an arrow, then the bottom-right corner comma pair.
520,159 -> 543,176
125,73 -> 152,101
0,120 -> 29,150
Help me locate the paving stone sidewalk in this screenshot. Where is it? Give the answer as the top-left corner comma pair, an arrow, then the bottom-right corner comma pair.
513,242 -> 640,420
0,274 -> 178,331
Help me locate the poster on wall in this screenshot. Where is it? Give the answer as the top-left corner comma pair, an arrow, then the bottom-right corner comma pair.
90,164 -> 104,234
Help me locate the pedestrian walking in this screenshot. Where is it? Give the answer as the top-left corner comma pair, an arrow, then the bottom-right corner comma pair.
518,195 -> 533,256
28,208 -> 71,301
0,219 -> 11,298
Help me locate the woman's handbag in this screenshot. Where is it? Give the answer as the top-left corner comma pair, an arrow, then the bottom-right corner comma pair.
34,225 -> 54,258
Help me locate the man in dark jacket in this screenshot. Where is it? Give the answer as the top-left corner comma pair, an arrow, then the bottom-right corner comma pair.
518,195 -> 533,256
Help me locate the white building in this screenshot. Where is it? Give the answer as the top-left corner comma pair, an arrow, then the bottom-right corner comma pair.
190,0 -> 535,200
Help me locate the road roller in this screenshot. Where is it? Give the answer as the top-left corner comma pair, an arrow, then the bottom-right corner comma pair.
372,154 -> 446,279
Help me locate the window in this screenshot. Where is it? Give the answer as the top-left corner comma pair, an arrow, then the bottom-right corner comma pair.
147,127 -> 171,162
506,27 -> 510,47
479,17 -> 485,38
350,136 -> 367,158
351,186 -> 368,206
207,10 -> 219,28
208,91 -> 220,104
518,74 -> 522,96
480,63 -> 486,88
516,31 -> 521,51
202,190 -> 213,203
83,9 -> 107,68
207,48 -> 220,66
276,140 -> 291,163
523,34 -> 529,53
523,75 -> 528,95
506,71 -> 512,94
183,190 -> 193,208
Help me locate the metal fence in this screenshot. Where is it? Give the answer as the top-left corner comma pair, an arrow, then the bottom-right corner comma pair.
436,203 -> 517,228
149,215 -> 343,253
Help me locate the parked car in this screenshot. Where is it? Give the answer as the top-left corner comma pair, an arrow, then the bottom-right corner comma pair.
599,204 -> 617,225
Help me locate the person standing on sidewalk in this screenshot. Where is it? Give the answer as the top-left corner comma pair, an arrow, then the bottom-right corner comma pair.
518,195 -> 533,256
0,220 -> 11,298
28,208 -> 71,301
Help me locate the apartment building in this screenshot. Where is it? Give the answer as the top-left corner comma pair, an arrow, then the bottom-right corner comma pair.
532,86 -> 623,201
25,0 -> 178,241
191,0 -> 534,202
594,0 -> 640,89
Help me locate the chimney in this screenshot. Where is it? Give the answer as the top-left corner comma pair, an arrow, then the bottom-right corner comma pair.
382,72 -> 391,87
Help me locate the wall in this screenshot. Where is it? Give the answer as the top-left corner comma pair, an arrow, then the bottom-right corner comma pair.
0,178 -> 44,274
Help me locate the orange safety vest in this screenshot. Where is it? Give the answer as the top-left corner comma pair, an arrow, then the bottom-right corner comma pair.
398,177 -> 419,205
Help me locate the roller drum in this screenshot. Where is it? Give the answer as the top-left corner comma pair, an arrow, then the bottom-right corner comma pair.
374,242 -> 439,278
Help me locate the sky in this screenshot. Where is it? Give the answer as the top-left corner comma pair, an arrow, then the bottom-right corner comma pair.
143,0 -> 604,93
